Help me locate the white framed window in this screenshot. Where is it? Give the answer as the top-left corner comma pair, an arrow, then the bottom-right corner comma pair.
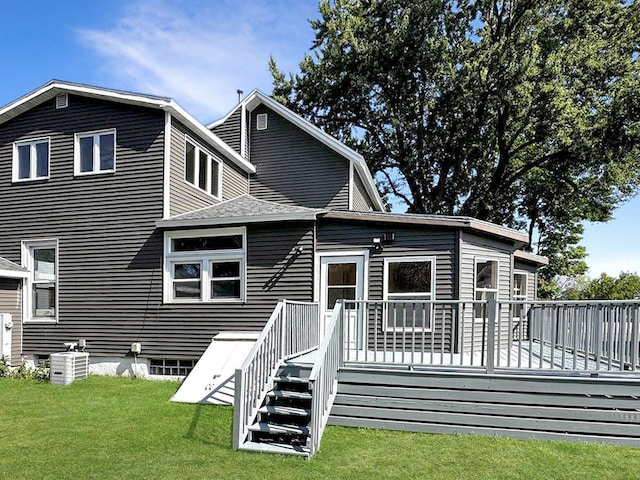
164,227 -> 245,303
383,256 -> 435,331
474,258 -> 499,319
184,137 -> 222,199
513,271 -> 528,317
22,239 -> 58,323
13,138 -> 50,182
74,129 -> 116,175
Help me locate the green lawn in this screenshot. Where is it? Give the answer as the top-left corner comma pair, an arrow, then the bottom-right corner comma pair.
1,376 -> 638,479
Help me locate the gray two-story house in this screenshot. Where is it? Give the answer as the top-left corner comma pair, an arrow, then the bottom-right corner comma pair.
0,80 -> 546,374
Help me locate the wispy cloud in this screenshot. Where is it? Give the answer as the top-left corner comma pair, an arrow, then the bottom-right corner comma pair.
76,0 -> 317,122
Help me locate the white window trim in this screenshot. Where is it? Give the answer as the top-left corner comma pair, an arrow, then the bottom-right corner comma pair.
383,256 -> 436,332
513,270 -> 528,301
184,135 -> 223,200
163,227 -> 246,304
21,238 -> 59,324
74,129 -> 117,176
12,137 -> 51,182
474,257 -> 499,320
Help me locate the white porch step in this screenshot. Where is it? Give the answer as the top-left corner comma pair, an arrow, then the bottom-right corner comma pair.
267,389 -> 312,401
239,440 -> 310,457
259,405 -> 311,416
275,375 -> 309,384
249,422 -> 309,435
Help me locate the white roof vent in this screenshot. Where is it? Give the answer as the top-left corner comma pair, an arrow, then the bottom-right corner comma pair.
256,113 -> 268,131
56,93 -> 68,109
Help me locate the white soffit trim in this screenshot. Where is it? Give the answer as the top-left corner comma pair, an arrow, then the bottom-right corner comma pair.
218,89 -> 385,212
0,80 -> 256,175
156,212 -> 318,229
514,250 -> 549,266
0,269 -> 28,279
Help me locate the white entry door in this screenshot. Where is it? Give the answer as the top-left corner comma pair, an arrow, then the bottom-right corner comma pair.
319,255 -> 366,348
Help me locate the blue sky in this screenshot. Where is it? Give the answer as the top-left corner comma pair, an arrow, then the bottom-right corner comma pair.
1,0 -> 637,277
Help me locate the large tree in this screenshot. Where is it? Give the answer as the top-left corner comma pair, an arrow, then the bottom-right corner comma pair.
270,0 -> 640,291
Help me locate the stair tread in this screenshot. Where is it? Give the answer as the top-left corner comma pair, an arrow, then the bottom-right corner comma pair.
239,440 -> 310,456
259,405 -> 311,416
268,389 -> 312,400
249,422 -> 310,435
275,375 -> 309,384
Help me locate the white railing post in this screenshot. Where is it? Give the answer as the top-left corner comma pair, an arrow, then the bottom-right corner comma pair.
232,367 -> 245,450
486,299 -> 497,374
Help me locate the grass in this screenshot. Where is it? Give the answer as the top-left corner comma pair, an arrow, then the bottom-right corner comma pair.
1,376 -> 638,479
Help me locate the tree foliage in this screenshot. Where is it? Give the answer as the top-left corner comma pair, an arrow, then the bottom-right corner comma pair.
562,272 -> 640,300
270,0 -> 640,283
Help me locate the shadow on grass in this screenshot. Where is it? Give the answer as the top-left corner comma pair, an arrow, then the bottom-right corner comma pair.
184,402 -> 235,449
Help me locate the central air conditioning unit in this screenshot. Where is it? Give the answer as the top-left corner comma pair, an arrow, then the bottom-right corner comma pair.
50,352 -> 90,385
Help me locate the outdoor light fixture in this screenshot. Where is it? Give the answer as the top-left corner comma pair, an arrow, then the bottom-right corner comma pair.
372,237 -> 383,252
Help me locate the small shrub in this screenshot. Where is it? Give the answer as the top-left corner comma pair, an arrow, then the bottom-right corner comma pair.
0,356 -> 50,381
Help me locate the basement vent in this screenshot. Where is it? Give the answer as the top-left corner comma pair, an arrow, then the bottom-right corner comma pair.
256,113 -> 268,130
55,93 -> 68,109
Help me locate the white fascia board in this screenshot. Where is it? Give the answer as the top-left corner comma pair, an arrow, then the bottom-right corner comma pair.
206,103 -> 242,129
239,90 -> 385,211
0,269 -> 28,279
514,250 -> 549,266
167,101 -> 255,174
0,80 -> 256,176
156,212 -> 319,229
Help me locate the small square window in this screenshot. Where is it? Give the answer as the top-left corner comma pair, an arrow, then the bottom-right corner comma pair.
13,139 -> 50,182
75,130 -> 116,175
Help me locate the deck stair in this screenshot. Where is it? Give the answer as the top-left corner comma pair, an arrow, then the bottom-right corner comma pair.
240,361 -> 314,456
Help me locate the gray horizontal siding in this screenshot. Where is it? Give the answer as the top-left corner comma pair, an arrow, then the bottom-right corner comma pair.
330,368 -> 640,447
249,104 -> 349,209
0,279 -> 21,366
318,220 -> 457,350
352,170 -> 375,211
317,220 -> 456,301
169,118 -> 249,216
211,106 -> 242,154
148,222 -> 314,358
0,95 -> 166,358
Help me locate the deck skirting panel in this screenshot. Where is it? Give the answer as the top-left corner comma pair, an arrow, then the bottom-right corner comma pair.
329,368 -> 640,446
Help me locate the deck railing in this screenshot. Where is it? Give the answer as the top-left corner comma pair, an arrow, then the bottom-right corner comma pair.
233,300 -> 319,450
308,300 -> 345,455
342,299 -> 640,373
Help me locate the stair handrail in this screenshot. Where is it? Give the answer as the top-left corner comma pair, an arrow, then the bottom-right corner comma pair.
308,300 -> 345,455
233,300 -> 321,450
233,300 -> 285,450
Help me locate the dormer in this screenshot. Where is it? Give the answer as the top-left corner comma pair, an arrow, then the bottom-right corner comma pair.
210,91 -> 384,212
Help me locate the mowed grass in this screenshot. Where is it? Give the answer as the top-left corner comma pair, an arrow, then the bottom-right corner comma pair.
1,376 -> 638,480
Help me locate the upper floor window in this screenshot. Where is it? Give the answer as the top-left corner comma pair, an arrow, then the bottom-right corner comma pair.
164,228 -> 245,303
185,138 -> 221,199
474,258 -> 498,318
74,130 -> 116,175
22,239 -> 58,323
13,138 -> 50,182
383,257 -> 435,331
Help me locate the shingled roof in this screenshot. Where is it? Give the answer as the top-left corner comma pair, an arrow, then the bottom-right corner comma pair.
156,194 -> 322,228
